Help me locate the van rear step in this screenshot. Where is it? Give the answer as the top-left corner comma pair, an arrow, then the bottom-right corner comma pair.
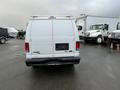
26,57 -> 80,66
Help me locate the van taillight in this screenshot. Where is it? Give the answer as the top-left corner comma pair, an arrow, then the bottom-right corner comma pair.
25,42 -> 29,52
76,41 -> 80,50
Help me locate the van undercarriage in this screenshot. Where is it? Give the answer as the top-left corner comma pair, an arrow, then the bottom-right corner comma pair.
26,57 -> 80,66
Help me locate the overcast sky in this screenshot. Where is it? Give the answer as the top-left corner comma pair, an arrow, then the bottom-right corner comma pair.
0,0 -> 120,29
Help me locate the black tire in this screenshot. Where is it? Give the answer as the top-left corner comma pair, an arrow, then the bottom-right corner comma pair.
108,39 -> 111,48
96,36 -> 102,44
0,38 -> 6,44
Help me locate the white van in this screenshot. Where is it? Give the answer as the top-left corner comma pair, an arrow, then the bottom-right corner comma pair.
25,16 -> 80,66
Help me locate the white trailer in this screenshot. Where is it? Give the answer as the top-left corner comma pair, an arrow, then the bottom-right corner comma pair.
76,15 -> 119,43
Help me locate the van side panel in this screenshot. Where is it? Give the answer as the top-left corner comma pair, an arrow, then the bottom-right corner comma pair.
72,20 -> 79,41
53,20 -> 75,57
25,21 -> 32,59
72,20 -> 80,57
30,20 -> 53,58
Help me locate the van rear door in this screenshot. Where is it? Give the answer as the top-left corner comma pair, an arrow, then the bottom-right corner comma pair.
53,20 -> 75,57
30,20 -> 53,58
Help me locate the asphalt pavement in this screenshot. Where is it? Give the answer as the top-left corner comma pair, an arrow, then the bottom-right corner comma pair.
0,39 -> 120,90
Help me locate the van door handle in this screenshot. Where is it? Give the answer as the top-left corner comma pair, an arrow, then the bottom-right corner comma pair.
33,51 -> 40,54
65,50 -> 72,52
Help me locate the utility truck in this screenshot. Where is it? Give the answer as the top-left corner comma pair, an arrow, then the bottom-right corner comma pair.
76,15 -> 118,43
108,22 -> 120,44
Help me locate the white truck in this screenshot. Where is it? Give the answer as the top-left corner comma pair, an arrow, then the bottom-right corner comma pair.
108,22 -> 120,44
25,16 -> 80,67
76,15 -> 118,43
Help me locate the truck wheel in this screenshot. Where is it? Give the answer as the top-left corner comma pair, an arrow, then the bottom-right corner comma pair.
0,38 -> 6,44
97,36 -> 102,44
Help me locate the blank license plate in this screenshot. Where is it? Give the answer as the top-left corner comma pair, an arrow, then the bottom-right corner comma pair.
55,43 -> 69,51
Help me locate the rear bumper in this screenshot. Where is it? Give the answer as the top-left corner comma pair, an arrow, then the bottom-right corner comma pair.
26,57 -> 80,66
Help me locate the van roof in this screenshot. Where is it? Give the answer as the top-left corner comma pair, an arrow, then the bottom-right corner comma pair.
30,16 -> 75,20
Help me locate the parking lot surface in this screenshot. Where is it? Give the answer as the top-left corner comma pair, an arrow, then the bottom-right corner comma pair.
0,39 -> 120,90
